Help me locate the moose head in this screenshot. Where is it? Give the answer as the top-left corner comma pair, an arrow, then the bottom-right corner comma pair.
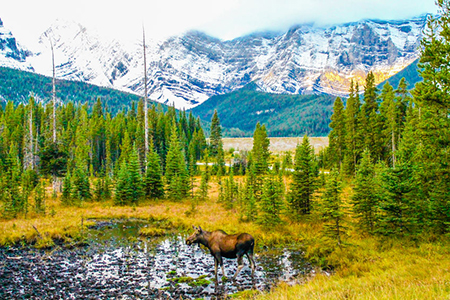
186,226 -> 205,245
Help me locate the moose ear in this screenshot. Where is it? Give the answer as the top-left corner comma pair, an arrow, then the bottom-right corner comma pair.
192,225 -> 197,230
198,226 -> 203,232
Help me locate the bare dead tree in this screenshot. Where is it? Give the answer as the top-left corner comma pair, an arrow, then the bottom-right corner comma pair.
45,33 -> 58,194
143,25 -> 149,168
50,37 -> 57,144
24,96 -> 35,171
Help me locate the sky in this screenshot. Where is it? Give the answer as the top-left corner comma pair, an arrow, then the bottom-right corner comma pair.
1,0 -> 438,47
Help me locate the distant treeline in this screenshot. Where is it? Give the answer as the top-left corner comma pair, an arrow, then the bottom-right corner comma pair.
0,67 -> 144,115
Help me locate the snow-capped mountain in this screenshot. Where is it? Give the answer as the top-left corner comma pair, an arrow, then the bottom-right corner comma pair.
0,18 -> 33,71
0,16 -> 427,109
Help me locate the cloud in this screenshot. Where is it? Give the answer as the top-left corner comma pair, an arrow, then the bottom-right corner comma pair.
1,0 -> 438,46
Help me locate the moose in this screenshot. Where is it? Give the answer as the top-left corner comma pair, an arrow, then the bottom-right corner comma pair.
186,226 -> 256,281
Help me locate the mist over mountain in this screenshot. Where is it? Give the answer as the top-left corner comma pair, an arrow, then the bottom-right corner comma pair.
0,15 -> 427,109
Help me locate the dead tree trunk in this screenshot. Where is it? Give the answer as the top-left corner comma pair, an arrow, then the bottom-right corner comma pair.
143,26 -> 149,168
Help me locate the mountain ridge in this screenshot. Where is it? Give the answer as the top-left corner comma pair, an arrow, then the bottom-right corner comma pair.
0,15 -> 427,109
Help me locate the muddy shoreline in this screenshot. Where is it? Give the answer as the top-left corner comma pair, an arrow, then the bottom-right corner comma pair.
0,220 -> 312,299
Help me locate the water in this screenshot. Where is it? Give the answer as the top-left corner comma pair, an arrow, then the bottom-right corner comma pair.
0,219 -> 313,299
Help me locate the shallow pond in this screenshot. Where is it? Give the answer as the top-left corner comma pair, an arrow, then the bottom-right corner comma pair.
0,219 -> 313,299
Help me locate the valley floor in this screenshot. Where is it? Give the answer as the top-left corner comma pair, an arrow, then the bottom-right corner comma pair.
223,137 -> 328,154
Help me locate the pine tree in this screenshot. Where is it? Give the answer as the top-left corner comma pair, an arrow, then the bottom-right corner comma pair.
377,162 -> 415,236
329,97 -> 346,167
21,169 -> 38,217
71,164 -> 91,203
144,141 -> 164,199
220,167 -> 238,209
251,122 -> 270,176
209,110 -> 225,175
3,143 -> 22,218
209,110 -> 222,158
165,123 -> 188,200
258,175 -> 284,227
379,82 -> 397,166
412,4 -> 450,233
394,78 -> 410,139
103,175 -> 112,200
359,72 -> 383,160
93,177 -> 104,202
128,144 -> 144,205
61,170 -> 72,205
320,170 -> 345,246
34,179 -> 46,215
344,80 -> 361,175
351,149 -> 379,233
198,149 -> 210,201
288,135 -> 316,216
238,176 -> 259,222
114,160 -> 131,206
281,151 -> 293,175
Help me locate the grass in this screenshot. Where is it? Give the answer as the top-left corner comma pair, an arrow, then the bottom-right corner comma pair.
138,227 -> 168,237
167,275 -> 212,287
257,237 -> 450,300
1,176 -> 450,299
0,179 -> 300,248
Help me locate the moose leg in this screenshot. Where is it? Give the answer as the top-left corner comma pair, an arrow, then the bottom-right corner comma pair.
233,255 -> 244,280
214,254 -> 226,280
214,258 -> 219,281
246,253 -> 256,277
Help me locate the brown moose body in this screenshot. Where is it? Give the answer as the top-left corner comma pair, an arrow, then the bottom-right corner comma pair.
186,226 -> 256,281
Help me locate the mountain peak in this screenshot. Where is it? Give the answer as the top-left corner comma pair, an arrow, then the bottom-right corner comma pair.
0,15 -> 427,109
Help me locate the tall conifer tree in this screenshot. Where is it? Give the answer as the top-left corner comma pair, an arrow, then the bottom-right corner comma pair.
288,135 -> 316,216
329,97 -> 346,167
144,141 -> 164,199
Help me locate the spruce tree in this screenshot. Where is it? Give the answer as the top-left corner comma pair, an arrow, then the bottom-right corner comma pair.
209,110 -> 225,175
71,164 -> 91,203
128,144 -> 144,205
144,141 -> 165,199
34,179 -> 46,215
394,78 -> 410,138
114,160 -> 131,206
3,143 -> 22,218
344,80 -> 361,175
288,135 -> 316,216
361,72 -> 382,160
320,170 -> 345,246
62,170 -> 72,205
377,162 -> 415,236
165,123 -> 188,200
351,149 -> 379,234
258,175 -> 284,228
209,110 -> 222,158
251,122 -> 270,176
220,167 -> 238,209
198,149 -> 210,201
93,178 -> 104,202
379,82 -> 397,167
412,3 -> 450,233
329,97 -> 346,167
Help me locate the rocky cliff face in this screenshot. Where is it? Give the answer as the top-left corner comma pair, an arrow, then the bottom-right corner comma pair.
0,16 -> 427,109
0,18 -> 32,70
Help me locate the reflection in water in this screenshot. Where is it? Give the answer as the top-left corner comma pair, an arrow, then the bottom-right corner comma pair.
0,220 -> 313,299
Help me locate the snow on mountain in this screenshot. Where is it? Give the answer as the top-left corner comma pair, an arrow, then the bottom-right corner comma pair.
0,16 -> 428,109
0,18 -> 33,71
